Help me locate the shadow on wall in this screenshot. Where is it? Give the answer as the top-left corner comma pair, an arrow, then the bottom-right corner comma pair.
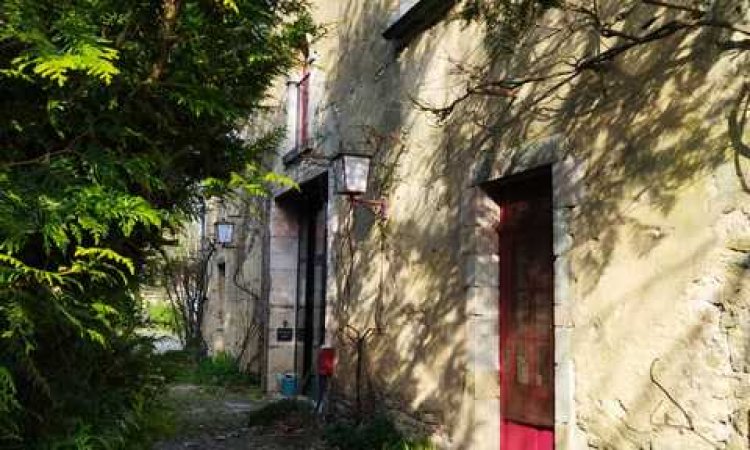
438,2 -> 749,293
316,0 -> 750,447
314,0 -> 474,445
427,1 -> 750,447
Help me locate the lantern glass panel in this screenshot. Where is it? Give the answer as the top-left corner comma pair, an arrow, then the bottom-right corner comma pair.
333,156 -> 347,194
335,154 -> 370,195
215,221 -> 234,245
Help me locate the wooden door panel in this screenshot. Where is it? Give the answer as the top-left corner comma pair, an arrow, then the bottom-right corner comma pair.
499,186 -> 554,450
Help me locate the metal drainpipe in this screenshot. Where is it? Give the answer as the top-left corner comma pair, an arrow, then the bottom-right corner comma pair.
293,209 -> 303,382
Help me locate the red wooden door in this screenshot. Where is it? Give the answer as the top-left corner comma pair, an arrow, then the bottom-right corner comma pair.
498,186 -> 554,450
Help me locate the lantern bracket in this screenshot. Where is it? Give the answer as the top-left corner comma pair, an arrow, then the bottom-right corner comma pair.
348,194 -> 388,220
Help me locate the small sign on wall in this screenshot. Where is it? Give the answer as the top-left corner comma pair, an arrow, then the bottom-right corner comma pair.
277,327 -> 294,342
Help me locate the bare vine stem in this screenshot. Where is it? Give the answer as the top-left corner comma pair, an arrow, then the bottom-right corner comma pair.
649,358 -> 716,447
413,2 -> 750,120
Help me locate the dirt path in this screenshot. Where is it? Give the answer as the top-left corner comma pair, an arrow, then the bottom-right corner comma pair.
153,384 -> 325,450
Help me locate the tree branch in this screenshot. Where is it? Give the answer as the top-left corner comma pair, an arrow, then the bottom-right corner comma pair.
719,39 -> 750,51
416,1 -> 750,120
148,0 -> 183,83
641,0 -> 704,16
1,133 -> 87,169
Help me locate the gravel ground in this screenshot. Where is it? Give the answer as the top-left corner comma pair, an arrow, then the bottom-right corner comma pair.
152,385 -> 326,450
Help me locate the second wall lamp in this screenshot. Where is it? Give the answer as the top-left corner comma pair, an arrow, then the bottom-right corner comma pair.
331,152 -> 387,220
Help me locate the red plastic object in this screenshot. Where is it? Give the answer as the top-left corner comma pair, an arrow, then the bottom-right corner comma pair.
318,347 -> 336,376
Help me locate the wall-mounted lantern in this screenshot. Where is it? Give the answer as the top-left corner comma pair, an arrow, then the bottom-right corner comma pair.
214,219 -> 235,246
331,152 -> 387,219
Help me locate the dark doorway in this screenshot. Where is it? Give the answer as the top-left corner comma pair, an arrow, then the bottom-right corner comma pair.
278,174 -> 328,394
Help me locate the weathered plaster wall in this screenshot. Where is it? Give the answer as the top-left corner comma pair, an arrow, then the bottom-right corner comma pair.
268,0 -> 750,448
287,2 -> 498,447
202,198 -> 266,374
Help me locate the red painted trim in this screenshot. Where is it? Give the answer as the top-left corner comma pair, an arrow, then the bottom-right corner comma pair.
297,66 -> 310,148
498,185 -> 555,450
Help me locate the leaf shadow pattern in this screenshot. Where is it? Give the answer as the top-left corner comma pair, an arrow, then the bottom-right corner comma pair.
309,0 -> 750,447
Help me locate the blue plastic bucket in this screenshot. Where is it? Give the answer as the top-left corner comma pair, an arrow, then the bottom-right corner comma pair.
280,373 -> 297,397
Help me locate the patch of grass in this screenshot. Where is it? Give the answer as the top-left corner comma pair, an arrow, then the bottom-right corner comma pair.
146,302 -> 179,332
155,349 -> 197,383
193,351 -> 248,386
324,413 -> 435,450
247,399 -> 316,429
155,350 -> 258,388
123,396 -> 178,449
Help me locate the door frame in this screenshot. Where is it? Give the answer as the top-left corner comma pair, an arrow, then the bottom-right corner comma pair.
461,136 -> 583,450
266,171 -> 331,395
493,167 -> 555,449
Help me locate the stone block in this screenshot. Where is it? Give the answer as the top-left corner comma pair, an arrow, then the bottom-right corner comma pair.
269,268 -> 296,291
269,206 -> 298,237
483,136 -> 560,183
269,289 -> 296,309
270,253 -> 297,272
554,424 -> 569,450
559,423 -> 589,450
478,225 -> 500,254
461,224 -> 499,256
470,316 -> 499,371
554,327 -> 572,365
459,225 -> 478,257
266,347 -> 295,384
471,397 -> 501,450
459,188 -> 480,226
463,254 -> 500,288
554,233 -> 574,259
552,155 -> 585,208
270,236 -> 298,259
466,286 -> 499,317
554,303 -> 574,327
268,308 -> 296,329
553,208 -> 574,255
472,370 -> 500,399
554,358 -> 575,424
461,187 -> 500,228
461,226 -> 500,255
554,256 -> 572,306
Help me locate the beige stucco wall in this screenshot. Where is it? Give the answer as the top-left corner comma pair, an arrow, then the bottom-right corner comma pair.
260,0 -> 750,448
202,198 -> 266,374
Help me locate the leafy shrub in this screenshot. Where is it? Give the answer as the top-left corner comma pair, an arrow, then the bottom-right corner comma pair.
2,326 -> 170,450
324,414 -> 435,450
247,399 -> 316,429
146,302 -> 179,332
155,350 -> 197,383
193,351 -> 249,386
0,0 -> 315,447
156,350 -> 254,387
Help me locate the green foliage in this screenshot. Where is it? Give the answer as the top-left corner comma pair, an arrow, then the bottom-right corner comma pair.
195,352 -> 249,386
156,350 -> 256,387
247,399 -> 316,428
324,413 -> 435,450
0,0 -> 316,446
146,302 -> 179,332
153,349 -> 198,383
192,351 -> 251,386
0,366 -> 20,442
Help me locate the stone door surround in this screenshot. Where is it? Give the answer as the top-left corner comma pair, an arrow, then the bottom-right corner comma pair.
462,135 -> 584,450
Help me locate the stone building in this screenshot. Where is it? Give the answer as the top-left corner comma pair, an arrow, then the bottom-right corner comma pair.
201,1 -> 750,448
198,196 -> 265,374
